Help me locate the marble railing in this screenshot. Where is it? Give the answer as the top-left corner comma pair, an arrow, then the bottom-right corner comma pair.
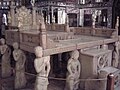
46,24 -> 67,32
70,27 -> 116,37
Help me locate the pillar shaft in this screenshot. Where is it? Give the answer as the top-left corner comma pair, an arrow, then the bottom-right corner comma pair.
10,6 -> 15,26
32,7 -> 37,26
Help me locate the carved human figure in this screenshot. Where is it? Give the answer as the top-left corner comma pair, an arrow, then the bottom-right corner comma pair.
112,42 -> 119,68
12,42 -> 27,89
34,46 -> 50,90
0,38 -> 12,78
65,50 -> 81,90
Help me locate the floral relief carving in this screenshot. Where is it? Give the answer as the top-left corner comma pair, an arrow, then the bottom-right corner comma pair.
16,6 -> 32,30
97,54 -> 109,70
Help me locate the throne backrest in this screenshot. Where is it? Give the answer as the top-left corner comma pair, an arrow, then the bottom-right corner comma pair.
15,6 -> 32,30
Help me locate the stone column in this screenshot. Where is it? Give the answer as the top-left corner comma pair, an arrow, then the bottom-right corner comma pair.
115,16 -> 119,36
45,16 -> 48,24
77,11 -> 80,27
77,9 -> 80,27
48,14 -> 50,24
79,9 -> 84,27
65,7 -> 70,33
32,6 -> 37,28
10,5 -> 15,26
65,15 -> 70,33
65,7 -> 68,24
107,7 -> 112,28
92,18 -> 96,28
51,6 -> 54,23
51,16 -> 55,31
47,7 -> 50,24
92,10 -> 96,28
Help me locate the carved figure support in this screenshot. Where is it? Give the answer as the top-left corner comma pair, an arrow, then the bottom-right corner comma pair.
13,42 -> 27,89
0,38 -> 12,78
65,50 -> 81,90
34,46 -> 50,90
112,42 -> 119,68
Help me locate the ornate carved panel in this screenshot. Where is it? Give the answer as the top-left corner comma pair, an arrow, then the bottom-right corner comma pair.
20,31 -> 40,46
80,49 -> 112,78
15,6 -> 32,30
5,30 -> 19,45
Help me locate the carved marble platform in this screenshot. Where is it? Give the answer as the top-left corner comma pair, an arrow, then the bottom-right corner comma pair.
5,6 -> 118,56
5,28 -> 118,56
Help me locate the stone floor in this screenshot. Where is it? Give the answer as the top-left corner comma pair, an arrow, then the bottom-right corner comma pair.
1,73 -> 120,90
1,75 -> 65,90
1,74 -> 120,90
0,54 -> 120,90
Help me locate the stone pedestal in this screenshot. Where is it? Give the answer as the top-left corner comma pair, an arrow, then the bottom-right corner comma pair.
80,49 -> 115,90
80,49 -> 112,79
